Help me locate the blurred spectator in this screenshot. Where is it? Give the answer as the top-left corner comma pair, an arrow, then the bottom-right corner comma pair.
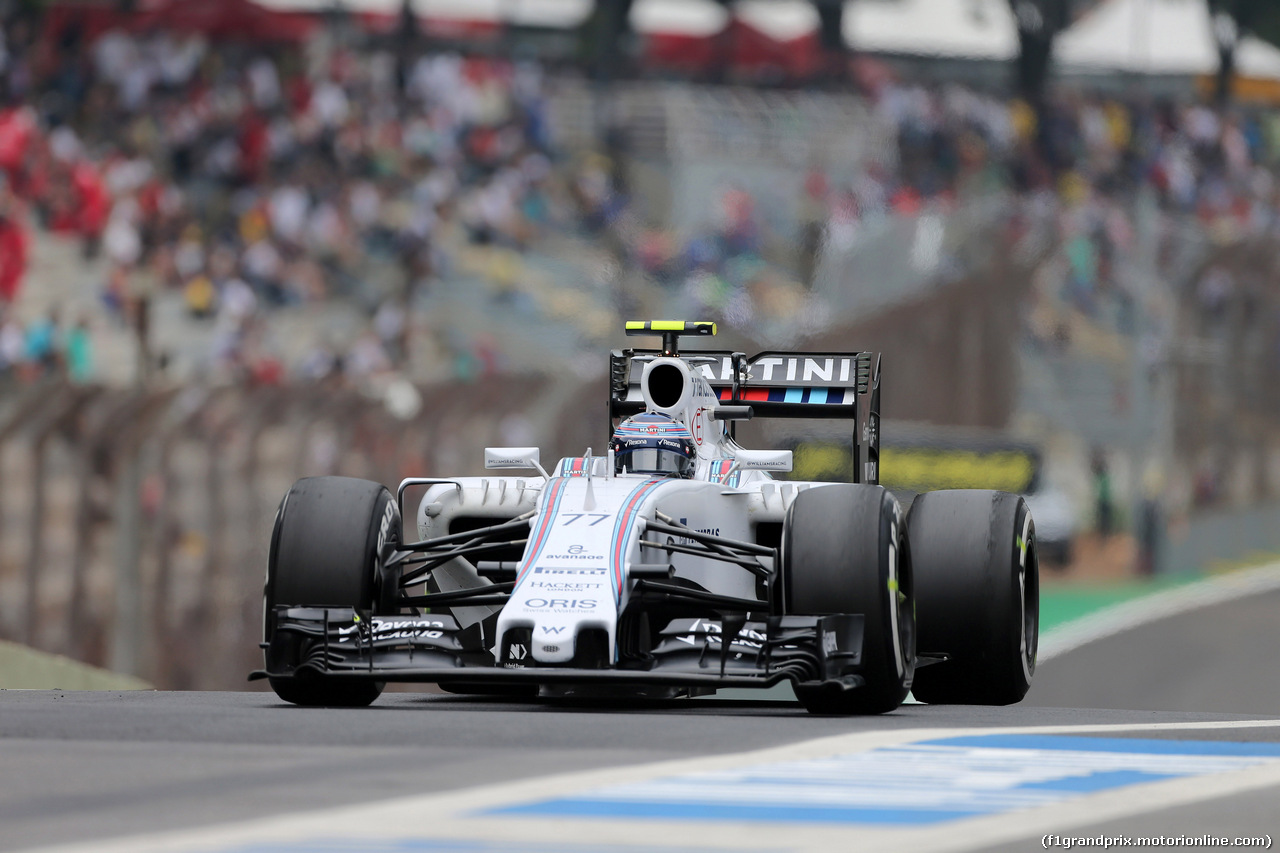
373,298 -> 407,366
65,315 -> 93,382
0,306 -> 23,373
184,273 -> 215,319
0,104 -> 36,189
24,308 -> 60,373
346,329 -> 390,377
1092,448 -> 1114,538
1196,265 -> 1234,327
0,178 -> 26,306
1137,465 -> 1164,576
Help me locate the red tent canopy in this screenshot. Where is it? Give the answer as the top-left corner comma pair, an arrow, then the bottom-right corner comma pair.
130,0 -> 318,42
352,9 -> 500,41
730,19 -> 819,79
643,19 -> 822,80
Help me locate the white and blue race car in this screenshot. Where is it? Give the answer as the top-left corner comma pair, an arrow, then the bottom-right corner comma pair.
255,321 -> 1039,714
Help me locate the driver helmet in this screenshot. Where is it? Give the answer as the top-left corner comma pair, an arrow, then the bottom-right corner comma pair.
611,412 -> 696,478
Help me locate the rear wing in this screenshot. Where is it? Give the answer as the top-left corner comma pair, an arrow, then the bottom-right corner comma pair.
608,349 -> 883,484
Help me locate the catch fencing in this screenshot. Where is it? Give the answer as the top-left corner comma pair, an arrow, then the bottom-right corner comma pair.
0,376 -> 602,690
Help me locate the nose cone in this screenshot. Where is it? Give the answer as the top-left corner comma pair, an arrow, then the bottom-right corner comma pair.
531,623 -> 576,663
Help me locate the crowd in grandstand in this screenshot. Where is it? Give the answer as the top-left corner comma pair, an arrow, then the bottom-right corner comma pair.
1,15 -> 563,383
3,7 -> 1280,384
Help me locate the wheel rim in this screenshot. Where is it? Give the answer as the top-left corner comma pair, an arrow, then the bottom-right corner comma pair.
1017,510 -> 1038,682
887,533 -> 903,677
886,510 -> 914,679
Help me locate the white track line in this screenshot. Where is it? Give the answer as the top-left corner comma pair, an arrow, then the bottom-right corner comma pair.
20,718 -> 1280,853
1039,561 -> 1280,663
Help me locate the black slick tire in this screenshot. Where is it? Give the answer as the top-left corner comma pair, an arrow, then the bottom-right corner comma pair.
908,489 -> 1039,705
264,476 -> 400,707
782,484 -> 914,715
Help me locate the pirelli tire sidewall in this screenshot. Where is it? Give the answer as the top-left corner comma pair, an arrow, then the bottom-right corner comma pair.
264,476 -> 400,707
908,489 -> 1039,706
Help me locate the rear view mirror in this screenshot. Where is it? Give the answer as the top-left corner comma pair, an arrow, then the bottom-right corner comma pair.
735,449 -> 793,472
484,447 -> 549,479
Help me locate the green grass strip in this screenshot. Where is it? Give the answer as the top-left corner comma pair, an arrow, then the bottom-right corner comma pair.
1039,576 -> 1201,633
0,640 -> 152,691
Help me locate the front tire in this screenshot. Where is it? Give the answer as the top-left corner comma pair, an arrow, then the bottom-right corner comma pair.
264,476 -> 400,707
909,490 -> 1039,705
782,484 -> 914,715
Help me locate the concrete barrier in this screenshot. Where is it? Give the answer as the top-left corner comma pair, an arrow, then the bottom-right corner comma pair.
1164,503 -> 1280,576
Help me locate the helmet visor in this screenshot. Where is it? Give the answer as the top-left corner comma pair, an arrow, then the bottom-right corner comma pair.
616,448 -> 694,477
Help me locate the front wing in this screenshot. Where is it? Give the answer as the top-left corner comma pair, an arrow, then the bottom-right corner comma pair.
252,607 -> 867,693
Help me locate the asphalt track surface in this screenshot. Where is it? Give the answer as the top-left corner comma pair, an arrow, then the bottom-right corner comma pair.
1026,588 -> 1280,715
3,591 -> 1279,853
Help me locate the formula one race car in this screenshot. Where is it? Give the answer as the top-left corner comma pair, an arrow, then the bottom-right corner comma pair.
253,321 -> 1039,714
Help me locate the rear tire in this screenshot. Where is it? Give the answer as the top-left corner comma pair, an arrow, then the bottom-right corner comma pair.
782,484 -> 914,715
264,476 -> 400,707
909,490 -> 1039,705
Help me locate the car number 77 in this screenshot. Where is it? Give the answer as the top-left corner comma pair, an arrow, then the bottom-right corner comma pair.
560,513 -> 611,526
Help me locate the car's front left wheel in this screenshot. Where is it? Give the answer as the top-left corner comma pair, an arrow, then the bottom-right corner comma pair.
782,484 -> 915,715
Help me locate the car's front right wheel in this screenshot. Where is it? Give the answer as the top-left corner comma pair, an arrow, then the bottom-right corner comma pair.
264,476 -> 400,707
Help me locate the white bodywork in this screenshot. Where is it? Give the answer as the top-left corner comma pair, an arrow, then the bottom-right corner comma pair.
412,357 -> 830,664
